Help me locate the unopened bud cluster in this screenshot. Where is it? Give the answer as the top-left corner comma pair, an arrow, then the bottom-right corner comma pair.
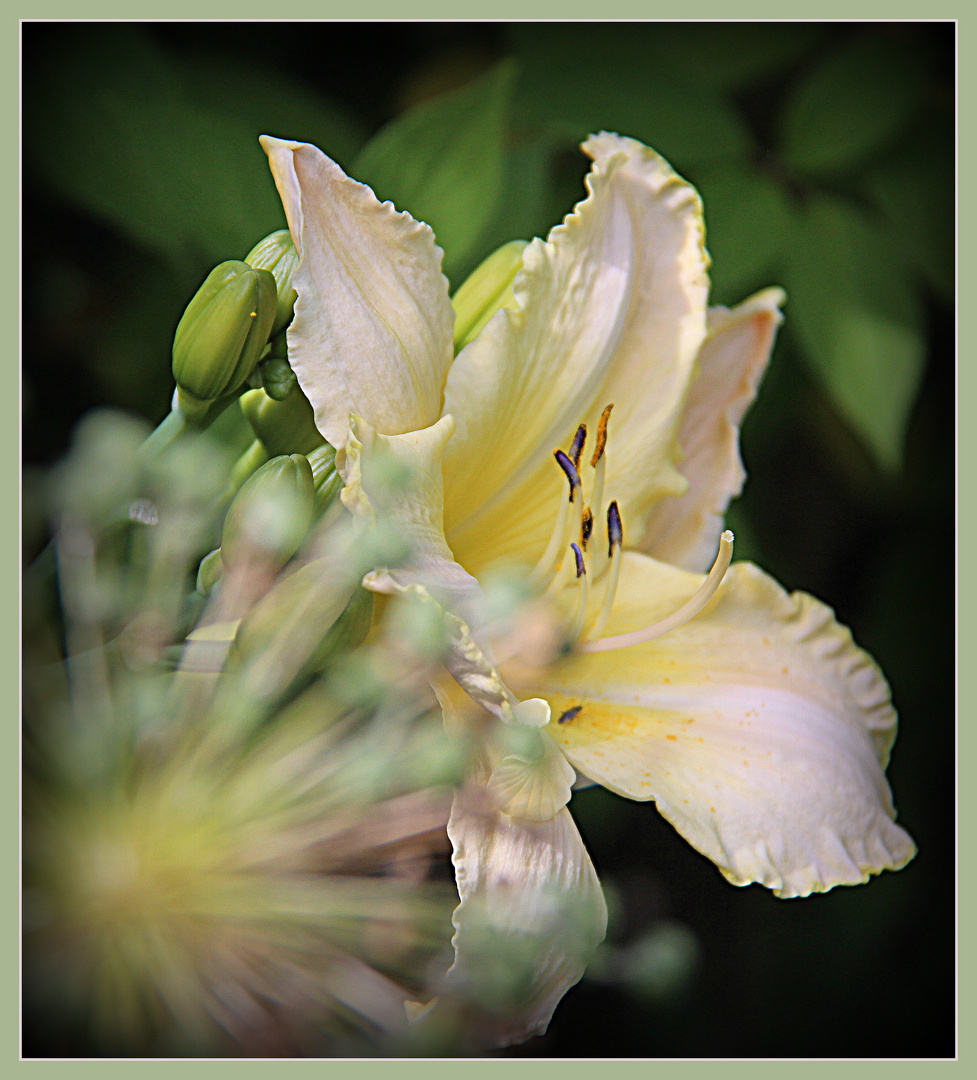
171,231 -> 301,421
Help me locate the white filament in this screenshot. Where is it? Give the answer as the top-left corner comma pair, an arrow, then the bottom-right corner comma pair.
583,537 -> 622,642
567,552 -> 590,642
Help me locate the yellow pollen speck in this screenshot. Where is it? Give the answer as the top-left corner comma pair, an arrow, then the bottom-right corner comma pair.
666,734 -> 677,741
249,311 -> 258,317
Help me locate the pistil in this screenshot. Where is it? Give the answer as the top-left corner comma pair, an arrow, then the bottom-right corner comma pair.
579,530 -> 734,653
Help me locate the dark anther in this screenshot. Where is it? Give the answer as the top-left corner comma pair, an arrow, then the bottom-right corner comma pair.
607,499 -> 623,557
554,449 -> 582,502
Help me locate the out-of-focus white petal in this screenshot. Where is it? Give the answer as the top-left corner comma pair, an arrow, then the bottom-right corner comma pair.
441,785 -> 607,1046
536,553 -> 916,898
260,136 -> 454,448
441,132 -> 708,579
642,288 -> 785,572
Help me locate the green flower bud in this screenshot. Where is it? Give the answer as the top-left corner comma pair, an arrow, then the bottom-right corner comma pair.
172,261 -> 278,415
221,453 -> 314,570
304,586 -> 375,672
266,330 -> 288,360
221,438 -> 270,507
245,229 -> 299,336
308,442 -> 342,515
195,547 -> 224,595
258,357 -> 297,401
240,387 -> 325,458
451,239 -> 528,352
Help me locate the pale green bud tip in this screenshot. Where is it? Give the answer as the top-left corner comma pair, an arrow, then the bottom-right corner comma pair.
245,229 -> 299,336
221,453 -> 314,569
172,261 -> 278,404
259,357 -> 297,401
308,442 -> 342,515
452,239 -> 528,352
196,547 -> 224,595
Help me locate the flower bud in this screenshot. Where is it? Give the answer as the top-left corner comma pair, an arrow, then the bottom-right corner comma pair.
195,547 -> 224,595
221,439 -> 270,507
240,387 -> 325,458
258,357 -> 297,401
305,586 -> 375,671
451,239 -> 528,352
172,261 -> 278,415
221,453 -> 314,570
245,229 -> 299,336
308,442 -> 342,514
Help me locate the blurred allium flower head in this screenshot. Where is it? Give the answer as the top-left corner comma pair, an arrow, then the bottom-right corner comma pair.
24,417 -> 460,1056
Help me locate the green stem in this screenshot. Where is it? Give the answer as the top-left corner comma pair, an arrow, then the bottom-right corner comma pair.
137,406 -> 188,463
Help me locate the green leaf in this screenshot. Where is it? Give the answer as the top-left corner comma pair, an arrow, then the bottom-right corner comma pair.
647,23 -> 828,91
177,51 -> 368,171
862,117 -> 954,304
505,24 -> 753,168
784,195 -> 926,471
779,32 -> 928,176
693,164 -> 794,303
459,133 -> 590,284
25,26 -> 289,269
507,25 -> 751,169
352,61 -> 517,279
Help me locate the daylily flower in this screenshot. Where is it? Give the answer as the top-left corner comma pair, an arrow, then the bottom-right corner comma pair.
260,131 -> 916,1046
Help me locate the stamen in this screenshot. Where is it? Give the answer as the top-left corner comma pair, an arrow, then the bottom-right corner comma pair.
532,450 -> 584,584
590,404 -> 614,468
567,542 -> 590,641
580,507 -> 594,551
584,500 -> 623,641
569,424 -> 587,470
588,404 -> 613,525
554,450 -> 581,502
580,530 -> 734,654
607,499 -> 622,555
557,705 -> 582,725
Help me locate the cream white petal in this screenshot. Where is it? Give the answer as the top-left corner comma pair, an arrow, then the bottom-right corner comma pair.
260,136 -> 454,448
641,288 -> 785,572
535,553 -> 916,898
338,414 -> 488,638
441,785 -> 607,1046
441,132 -> 708,579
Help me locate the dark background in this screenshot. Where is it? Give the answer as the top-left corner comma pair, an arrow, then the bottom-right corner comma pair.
22,21 -> 954,1057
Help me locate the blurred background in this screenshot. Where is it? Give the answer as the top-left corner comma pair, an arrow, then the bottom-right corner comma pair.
22,21 -> 954,1057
